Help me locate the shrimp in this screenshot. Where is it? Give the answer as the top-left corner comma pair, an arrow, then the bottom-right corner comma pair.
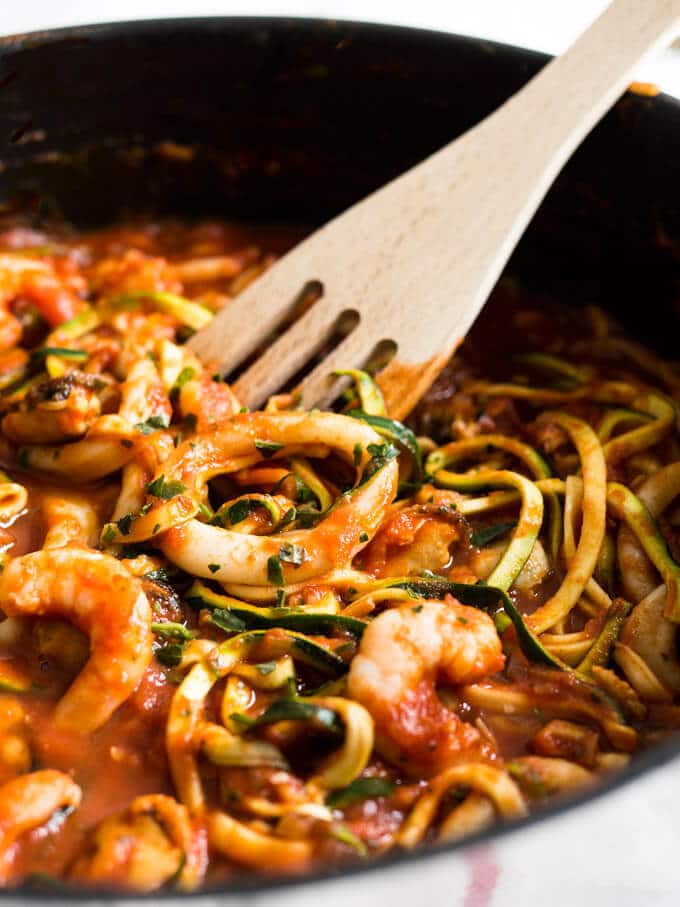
0,698 -> 31,785
0,769 -> 82,883
347,598 -> 504,775
0,548 -> 153,733
42,491 -> 101,549
0,254 -> 82,348
69,794 -> 205,892
89,249 -> 181,298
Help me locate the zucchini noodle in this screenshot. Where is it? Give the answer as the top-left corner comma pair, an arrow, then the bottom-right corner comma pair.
602,393 -> 676,464
607,483 -> 680,621
429,468 -> 543,591
397,763 -> 526,849
528,414 -> 607,634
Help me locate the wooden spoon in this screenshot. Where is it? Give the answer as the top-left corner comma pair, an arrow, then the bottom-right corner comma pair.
190,0 -> 680,420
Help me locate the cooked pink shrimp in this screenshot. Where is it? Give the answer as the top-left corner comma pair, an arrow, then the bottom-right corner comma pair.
0,769 -> 82,882
0,254 -> 83,347
347,598 -> 504,775
0,548 -> 153,733
69,794 -> 205,892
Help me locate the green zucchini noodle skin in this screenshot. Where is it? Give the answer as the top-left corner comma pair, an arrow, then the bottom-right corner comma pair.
606,483 -> 680,622
527,413 -> 607,634
426,434 -> 552,479
429,468 -> 543,592
602,393 -> 677,465
616,463 -> 680,609
1,219 -> 680,893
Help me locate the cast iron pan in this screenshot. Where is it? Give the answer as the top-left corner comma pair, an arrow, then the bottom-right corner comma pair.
0,16 -> 679,900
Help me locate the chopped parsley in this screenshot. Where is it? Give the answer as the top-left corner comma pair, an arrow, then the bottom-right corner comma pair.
155,642 -> 186,667
470,521 -> 517,548
116,513 -> 134,536
361,441 -> 399,483
359,532 -> 369,543
151,621 -> 196,641
143,566 -> 184,586
146,474 -> 187,499
326,777 -> 395,808
256,661 -> 278,676
209,609 -> 247,633
208,563 -> 221,574
134,414 -> 170,435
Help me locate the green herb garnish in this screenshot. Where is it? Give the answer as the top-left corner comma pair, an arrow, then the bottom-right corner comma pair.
209,609 -> 247,633
361,441 -> 399,483
470,521 -> 517,548
155,642 -> 186,667
326,777 -> 395,808
116,513 -> 134,536
134,414 -> 170,435
146,474 -> 187,499
151,621 -> 196,641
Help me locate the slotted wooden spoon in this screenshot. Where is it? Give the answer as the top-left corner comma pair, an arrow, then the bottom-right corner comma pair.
190,0 -> 680,420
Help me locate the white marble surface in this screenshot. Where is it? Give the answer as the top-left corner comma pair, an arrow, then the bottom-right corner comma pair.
0,2 -> 679,904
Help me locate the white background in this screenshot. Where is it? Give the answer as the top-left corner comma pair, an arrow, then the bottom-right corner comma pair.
1,2 -> 680,905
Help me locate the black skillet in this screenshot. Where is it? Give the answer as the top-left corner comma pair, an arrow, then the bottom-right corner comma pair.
0,16 -> 679,901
